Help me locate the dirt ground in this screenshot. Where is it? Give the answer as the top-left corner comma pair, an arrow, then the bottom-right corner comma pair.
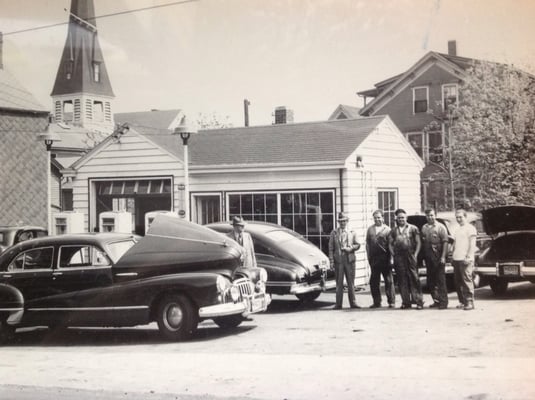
1,282 -> 535,399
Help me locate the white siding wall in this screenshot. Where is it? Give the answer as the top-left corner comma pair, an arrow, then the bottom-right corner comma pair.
72,132 -> 183,230
344,118 -> 423,285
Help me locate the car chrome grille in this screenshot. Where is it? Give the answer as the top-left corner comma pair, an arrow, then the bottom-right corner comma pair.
234,278 -> 254,298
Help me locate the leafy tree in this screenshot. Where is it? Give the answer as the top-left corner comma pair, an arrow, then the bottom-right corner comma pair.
450,61 -> 535,209
196,112 -> 232,130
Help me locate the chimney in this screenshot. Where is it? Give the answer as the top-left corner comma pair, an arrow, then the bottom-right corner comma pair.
0,32 -> 3,69
273,106 -> 294,124
244,99 -> 250,127
448,40 -> 457,56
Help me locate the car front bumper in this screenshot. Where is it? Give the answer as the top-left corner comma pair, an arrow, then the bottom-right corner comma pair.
198,293 -> 271,319
267,278 -> 336,294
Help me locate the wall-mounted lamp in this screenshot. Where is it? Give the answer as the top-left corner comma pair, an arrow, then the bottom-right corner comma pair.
356,155 -> 364,168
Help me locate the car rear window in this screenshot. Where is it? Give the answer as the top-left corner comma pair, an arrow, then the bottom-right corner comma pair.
107,240 -> 136,263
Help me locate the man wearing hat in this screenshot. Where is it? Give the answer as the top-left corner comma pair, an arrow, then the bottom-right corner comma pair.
227,216 -> 257,268
328,212 -> 361,309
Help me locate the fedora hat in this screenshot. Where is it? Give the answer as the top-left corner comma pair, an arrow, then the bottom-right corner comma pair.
337,212 -> 349,221
230,216 -> 246,226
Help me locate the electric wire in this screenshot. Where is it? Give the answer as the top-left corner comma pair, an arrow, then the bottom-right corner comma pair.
3,0 -> 199,36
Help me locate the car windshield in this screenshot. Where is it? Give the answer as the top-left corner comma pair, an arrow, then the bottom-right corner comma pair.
0,233 -> 5,246
106,239 -> 137,263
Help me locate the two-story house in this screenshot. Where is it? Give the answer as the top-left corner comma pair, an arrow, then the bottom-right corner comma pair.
355,41 -> 473,210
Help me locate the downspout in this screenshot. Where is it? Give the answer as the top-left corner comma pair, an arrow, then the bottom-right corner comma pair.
339,168 -> 344,212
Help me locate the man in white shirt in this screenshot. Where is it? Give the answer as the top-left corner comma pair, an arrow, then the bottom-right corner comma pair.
452,209 -> 478,310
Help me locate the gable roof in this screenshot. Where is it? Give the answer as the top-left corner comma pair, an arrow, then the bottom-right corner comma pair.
328,104 -> 362,120
359,51 -> 471,116
151,116 -> 387,167
72,116 -> 388,171
114,109 -> 183,131
0,68 -> 48,113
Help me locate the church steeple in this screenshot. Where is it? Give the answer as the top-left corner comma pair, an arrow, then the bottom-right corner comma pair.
51,0 -> 115,133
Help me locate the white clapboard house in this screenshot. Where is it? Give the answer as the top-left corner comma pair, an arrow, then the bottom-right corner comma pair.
64,114 -> 424,284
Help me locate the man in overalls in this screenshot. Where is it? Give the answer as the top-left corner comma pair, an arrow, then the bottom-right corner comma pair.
388,208 -> 424,309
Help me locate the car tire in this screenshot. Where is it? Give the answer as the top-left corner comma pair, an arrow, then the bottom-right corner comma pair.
156,294 -> 198,341
296,291 -> 322,303
0,320 -> 15,344
213,315 -> 244,329
490,279 -> 509,295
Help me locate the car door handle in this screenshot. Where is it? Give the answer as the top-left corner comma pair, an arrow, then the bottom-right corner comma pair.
1,274 -> 12,278
52,272 -> 63,276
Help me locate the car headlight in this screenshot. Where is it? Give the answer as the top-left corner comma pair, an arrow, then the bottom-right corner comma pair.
259,267 -> 268,283
229,285 -> 240,302
216,275 -> 231,293
255,280 -> 266,293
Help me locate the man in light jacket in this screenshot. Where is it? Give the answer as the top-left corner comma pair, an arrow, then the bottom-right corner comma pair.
329,212 -> 361,309
227,216 -> 257,268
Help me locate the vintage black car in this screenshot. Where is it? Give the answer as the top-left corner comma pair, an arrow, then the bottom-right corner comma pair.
207,221 -> 334,302
0,215 -> 270,343
0,226 -> 48,254
406,214 -> 455,290
475,205 -> 535,295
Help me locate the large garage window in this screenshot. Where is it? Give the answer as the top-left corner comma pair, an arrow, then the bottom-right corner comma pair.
227,190 -> 334,253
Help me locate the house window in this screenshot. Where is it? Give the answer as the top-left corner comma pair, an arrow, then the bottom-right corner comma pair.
377,189 -> 398,228
406,132 -> 424,159
93,62 -> 101,82
227,190 -> 334,253
63,100 -> 74,123
442,84 -> 458,112
413,86 -> 428,114
93,101 -> 104,122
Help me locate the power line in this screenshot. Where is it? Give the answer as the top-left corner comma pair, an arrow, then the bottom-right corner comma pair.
3,0 -> 199,36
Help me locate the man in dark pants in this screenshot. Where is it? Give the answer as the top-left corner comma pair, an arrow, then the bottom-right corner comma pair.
421,209 -> 449,309
329,212 -> 361,309
366,210 -> 395,308
388,208 -> 423,309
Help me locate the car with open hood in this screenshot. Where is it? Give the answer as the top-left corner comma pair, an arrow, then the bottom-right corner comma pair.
0,215 -> 270,343
474,205 -> 535,295
0,226 -> 48,254
207,221 -> 334,302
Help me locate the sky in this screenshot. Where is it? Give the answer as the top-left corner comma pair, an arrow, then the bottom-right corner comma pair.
1,0 -> 535,127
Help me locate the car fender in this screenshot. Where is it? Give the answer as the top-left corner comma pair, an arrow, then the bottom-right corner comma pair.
112,272 -> 225,309
0,284 -> 24,325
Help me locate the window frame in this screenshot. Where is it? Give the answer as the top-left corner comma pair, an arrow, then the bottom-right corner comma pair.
377,189 -> 399,228
412,86 -> 429,114
57,244 -> 111,270
442,83 -> 458,112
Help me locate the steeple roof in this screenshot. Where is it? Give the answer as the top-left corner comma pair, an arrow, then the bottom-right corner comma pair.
51,0 -> 114,97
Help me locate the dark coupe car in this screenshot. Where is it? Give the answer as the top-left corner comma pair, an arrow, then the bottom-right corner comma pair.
0,226 -> 48,254
207,221 -> 334,302
475,205 -> 535,295
0,215 -> 270,343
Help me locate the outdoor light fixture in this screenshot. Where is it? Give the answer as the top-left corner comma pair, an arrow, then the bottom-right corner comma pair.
172,116 -> 197,221
36,115 -> 61,233
356,155 -> 364,168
